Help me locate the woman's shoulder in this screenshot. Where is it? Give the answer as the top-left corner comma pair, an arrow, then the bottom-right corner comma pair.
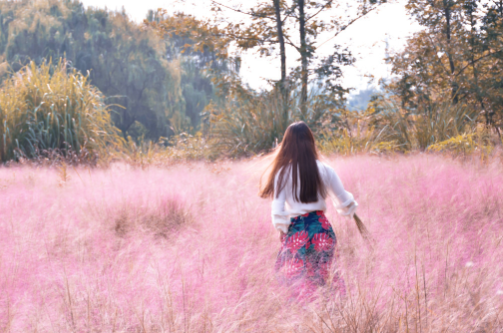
316,160 -> 336,177
316,160 -> 333,170
274,163 -> 292,179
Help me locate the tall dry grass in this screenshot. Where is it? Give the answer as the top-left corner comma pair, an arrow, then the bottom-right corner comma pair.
0,61 -> 123,163
318,97 -> 500,157
207,85 -> 339,157
0,155 -> 502,332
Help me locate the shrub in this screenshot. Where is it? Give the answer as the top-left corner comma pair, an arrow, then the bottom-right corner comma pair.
204,81 -> 492,158
427,124 -> 494,157
113,197 -> 193,239
366,97 -> 480,151
314,95 -> 502,157
0,61 -> 124,163
206,79 -> 342,158
206,87 -> 290,157
119,132 -> 212,167
317,108 -> 404,155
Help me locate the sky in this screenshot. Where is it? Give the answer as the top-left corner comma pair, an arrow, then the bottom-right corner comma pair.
79,0 -> 422,95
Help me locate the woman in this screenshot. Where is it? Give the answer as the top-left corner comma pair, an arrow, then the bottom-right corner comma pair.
260,121 -> 357,299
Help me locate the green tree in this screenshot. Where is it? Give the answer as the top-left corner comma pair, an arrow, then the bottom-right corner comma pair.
80,9 -> 184,139
481,0 -> 503,130
209,0 -> 386,118
389,0 -> 503,135
0,0 -> 185,140
145,10 -> 236,130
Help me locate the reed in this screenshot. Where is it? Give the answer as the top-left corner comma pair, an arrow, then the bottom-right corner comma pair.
0,60 -> 124,163
207,83 -> 339,158
353,213 -> 371,242
317,96 -> 495,156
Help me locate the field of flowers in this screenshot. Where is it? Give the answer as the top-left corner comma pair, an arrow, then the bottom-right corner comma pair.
1,155 -> 502,332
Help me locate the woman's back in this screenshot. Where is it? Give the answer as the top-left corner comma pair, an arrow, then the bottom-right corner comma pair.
261,121 -> 355,299
271,160 -> 357,233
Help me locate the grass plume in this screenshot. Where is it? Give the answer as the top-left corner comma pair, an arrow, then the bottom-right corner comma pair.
0,155 -> 502,331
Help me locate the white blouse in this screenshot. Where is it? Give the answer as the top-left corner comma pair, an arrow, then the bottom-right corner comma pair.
272,160 -> 358,233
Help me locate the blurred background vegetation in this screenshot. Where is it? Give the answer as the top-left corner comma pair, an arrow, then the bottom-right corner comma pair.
0,0 -> 502,165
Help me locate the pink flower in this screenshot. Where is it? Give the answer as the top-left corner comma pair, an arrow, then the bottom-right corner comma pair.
302,213 -> 309,217
286,231 -> 309,252
312,233 -> 334,252
281,258 -> 304,278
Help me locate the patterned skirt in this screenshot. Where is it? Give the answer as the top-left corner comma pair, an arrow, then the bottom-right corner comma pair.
275,210 -> 345,299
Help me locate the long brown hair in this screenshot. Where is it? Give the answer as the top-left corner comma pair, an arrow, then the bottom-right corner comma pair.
260,121 -> 326,203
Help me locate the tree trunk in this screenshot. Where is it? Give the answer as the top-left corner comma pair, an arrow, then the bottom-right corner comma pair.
298,0 -> 308,119
273,0 -> 289,128
495,0 -> 503,138
467,7 -> 487,125
273,0 -> 286,87
443,0 -> 458,103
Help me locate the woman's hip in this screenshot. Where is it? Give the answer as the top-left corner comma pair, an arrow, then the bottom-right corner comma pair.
283,210 -> 336,252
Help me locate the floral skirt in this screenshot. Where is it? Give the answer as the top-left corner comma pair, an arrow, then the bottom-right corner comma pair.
275,210 -> 345,299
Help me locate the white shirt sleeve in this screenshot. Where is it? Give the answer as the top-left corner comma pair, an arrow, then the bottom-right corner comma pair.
271,171 -> 290,234
325,164 -> 358,217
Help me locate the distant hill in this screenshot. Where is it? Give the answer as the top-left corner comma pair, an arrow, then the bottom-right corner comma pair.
347,87 -> 380,111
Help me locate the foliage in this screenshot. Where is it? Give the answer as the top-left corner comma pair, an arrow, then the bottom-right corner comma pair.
1,0 -> 501,163
206,89 -> 290,157
145,10 -> 236,130
0,61 -> 123,163
121,132 -> 212,167
317,107 -> 403,155
208,0 -> 385,117
166,132 -> 215,160
373,97 -> 479,150
201,79 -> 497,159
317,94 -> 488,155
427,124 -> 494,157
81,11 -> 184,139
0,0 -> 189,139
389,0 -> 503,136
206,78 -> 341,157
145,10 -> 231,60
347,87 -> 380,111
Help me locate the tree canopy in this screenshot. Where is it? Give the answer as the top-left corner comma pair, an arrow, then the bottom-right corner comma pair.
1,0 -> 502,161
0,0 -> 232,140
389,0 -> 503,136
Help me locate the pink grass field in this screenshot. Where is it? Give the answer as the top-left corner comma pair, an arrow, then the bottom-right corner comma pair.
1,155 -> 503,332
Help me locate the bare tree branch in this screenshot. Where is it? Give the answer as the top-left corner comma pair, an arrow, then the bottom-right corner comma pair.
210,1 -> 274,20
216,31 -> 275,45
306,0 -> 334,22
316,6 -> 378,48
283,34 -> 301,52
455,50 -> 501,77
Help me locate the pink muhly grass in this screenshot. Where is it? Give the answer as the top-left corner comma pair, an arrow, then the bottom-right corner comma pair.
0,155 -> 502,332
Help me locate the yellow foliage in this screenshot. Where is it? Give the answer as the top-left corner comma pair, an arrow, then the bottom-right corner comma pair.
120,132 -> 212,167
318,97 -> 498,158
427,125 -> 493,158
